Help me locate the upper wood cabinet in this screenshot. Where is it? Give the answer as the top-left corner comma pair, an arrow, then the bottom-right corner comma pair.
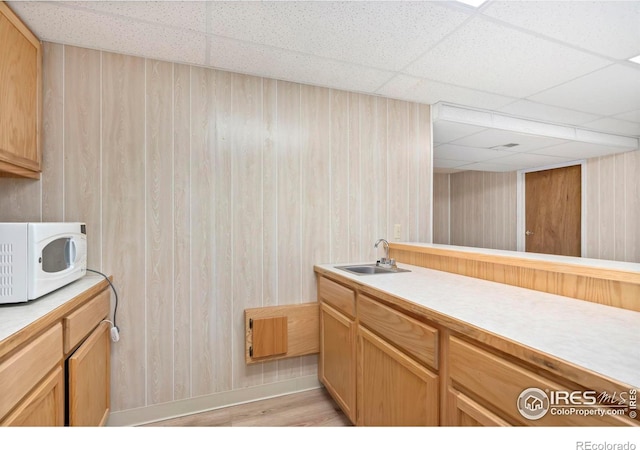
0,2 -> 41,179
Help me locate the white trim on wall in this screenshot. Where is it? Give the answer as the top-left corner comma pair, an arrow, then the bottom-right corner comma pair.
106,375 -> 322,427
516,160 -> 587,255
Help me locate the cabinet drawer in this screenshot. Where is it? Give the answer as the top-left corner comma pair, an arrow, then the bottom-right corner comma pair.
64,288 -> 110,354
449,336 -> 637,426
358,294 -> 438,370
318,276 -> 355,319
0,323 -> 63,420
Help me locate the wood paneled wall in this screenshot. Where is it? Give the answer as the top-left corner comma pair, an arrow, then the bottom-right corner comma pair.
0,43 -> 432,413
585,150 -> 640,263
433,172 -> 450,245
436,170 -> 517,251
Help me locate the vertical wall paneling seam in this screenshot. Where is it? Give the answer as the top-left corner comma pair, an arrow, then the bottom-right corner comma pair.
62,45 -> 65,221
188,64 -> 193,399
386,99 -> 389,242
358,94 -> 362,258
260,77 -> 265,385
143,58 -> 148,407
346,93 -> 350,260
328,89 -> 332,262
274,80 -> 279,310
298,83 -> 303,373
98,49 -> 103,270
429,104 -> 434,243
171,62 -> 175,401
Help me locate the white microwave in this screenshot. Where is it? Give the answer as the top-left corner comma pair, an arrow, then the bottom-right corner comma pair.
0,222 -> 87,303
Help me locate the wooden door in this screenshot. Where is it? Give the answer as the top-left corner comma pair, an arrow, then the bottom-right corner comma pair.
319,302 -> 356,424
357,326 -> 438,426
1,365 -> 64,426
68,322 -> 110,426
447,388 -> 511,427
525,165 -> 581,256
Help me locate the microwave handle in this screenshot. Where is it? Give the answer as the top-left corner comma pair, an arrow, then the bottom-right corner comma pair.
65,239 -> 77,266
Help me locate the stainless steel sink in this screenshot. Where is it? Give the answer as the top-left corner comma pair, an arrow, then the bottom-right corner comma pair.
335,263 -> 410,275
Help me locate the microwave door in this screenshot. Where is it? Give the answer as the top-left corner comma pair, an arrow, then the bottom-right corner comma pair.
42,237 -> 71,273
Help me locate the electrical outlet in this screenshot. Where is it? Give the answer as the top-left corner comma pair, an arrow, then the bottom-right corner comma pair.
393,224 -> 401,240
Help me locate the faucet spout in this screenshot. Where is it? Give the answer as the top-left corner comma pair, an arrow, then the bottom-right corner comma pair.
374,238 -> 395,269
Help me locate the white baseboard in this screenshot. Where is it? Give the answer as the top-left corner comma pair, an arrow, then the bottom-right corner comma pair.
106,375 -> 322,427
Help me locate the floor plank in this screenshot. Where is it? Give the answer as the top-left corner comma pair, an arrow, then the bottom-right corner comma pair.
142,388 -> 352,427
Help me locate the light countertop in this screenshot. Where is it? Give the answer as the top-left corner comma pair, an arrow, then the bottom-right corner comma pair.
0,275 -> 107,343
315,261 -> 640,388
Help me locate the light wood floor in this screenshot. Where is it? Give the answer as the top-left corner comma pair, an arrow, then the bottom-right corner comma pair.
141,388 -> 352,427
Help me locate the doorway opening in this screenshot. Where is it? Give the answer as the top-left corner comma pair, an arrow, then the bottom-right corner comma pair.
516,161 -> 586,257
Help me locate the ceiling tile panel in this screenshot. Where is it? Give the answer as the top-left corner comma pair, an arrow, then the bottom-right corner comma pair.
483,1 -> 640,60
532,142 -> 637,160
376,74 -> 516,111
54,1 -> 208,32
207,36 -> 395,93
581,118 -> 640,137
433,120 -> 487,144
498,100 -> 600,127
434,143 -> 514,162
451,128 -> 567,152
404,16 -> 611,98
7,1 -> 208,66
206,1 -> 470,71
489,153 -> 575,170
528,64 -> 640,117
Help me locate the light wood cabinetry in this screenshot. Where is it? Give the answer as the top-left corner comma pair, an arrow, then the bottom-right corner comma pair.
318,277 -> 356,424
0,2 -> 42,179
68,322 -> 110,426
0,324 -> 64,426
0,278 -> 112,426
315,267 -> 639,427
448,388 -> 510,427
357,326 -> 438,426
447,336 -> 636,427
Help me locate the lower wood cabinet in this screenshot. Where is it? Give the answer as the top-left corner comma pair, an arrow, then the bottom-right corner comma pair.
0,278 -> 112,426
316,271 -> 639,428
357,326 -> 438,426
68,321 -> 110,426
447,336 -> 637,427
319,302 -> 356,424
2,365 -> 65,426
447,388 -> 510,427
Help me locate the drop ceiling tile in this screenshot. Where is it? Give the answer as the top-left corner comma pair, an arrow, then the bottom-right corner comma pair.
433,120 -> 487,144
483,1 -> 640,60
207,36 -> 394,93
532,141 -> 635,160
490,153 -> 575,170
434,144 -> 514,162
49,1 -> 208,32
614,109 -> 640,123
451,128 -> 567,152
404,16 -> 611,98
433,158 -> 471,169
498,100 -> 600,127
455,162 -> 516,172
206,1 -> 470,71
7,1 -> 207,66
528,64 -> 640,117
581,118 -> 640,138
376,74 -> 516,111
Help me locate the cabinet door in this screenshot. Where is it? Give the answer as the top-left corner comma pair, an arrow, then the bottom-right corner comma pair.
448,388 -> 511,427
68,322 -> 110,426
319,302 -> 356,424
1,365 -> 64,426
357,326 -> 438,426
0,3 -> 41,177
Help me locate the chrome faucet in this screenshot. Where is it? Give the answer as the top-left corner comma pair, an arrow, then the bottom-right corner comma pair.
374,239 -> 396,269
